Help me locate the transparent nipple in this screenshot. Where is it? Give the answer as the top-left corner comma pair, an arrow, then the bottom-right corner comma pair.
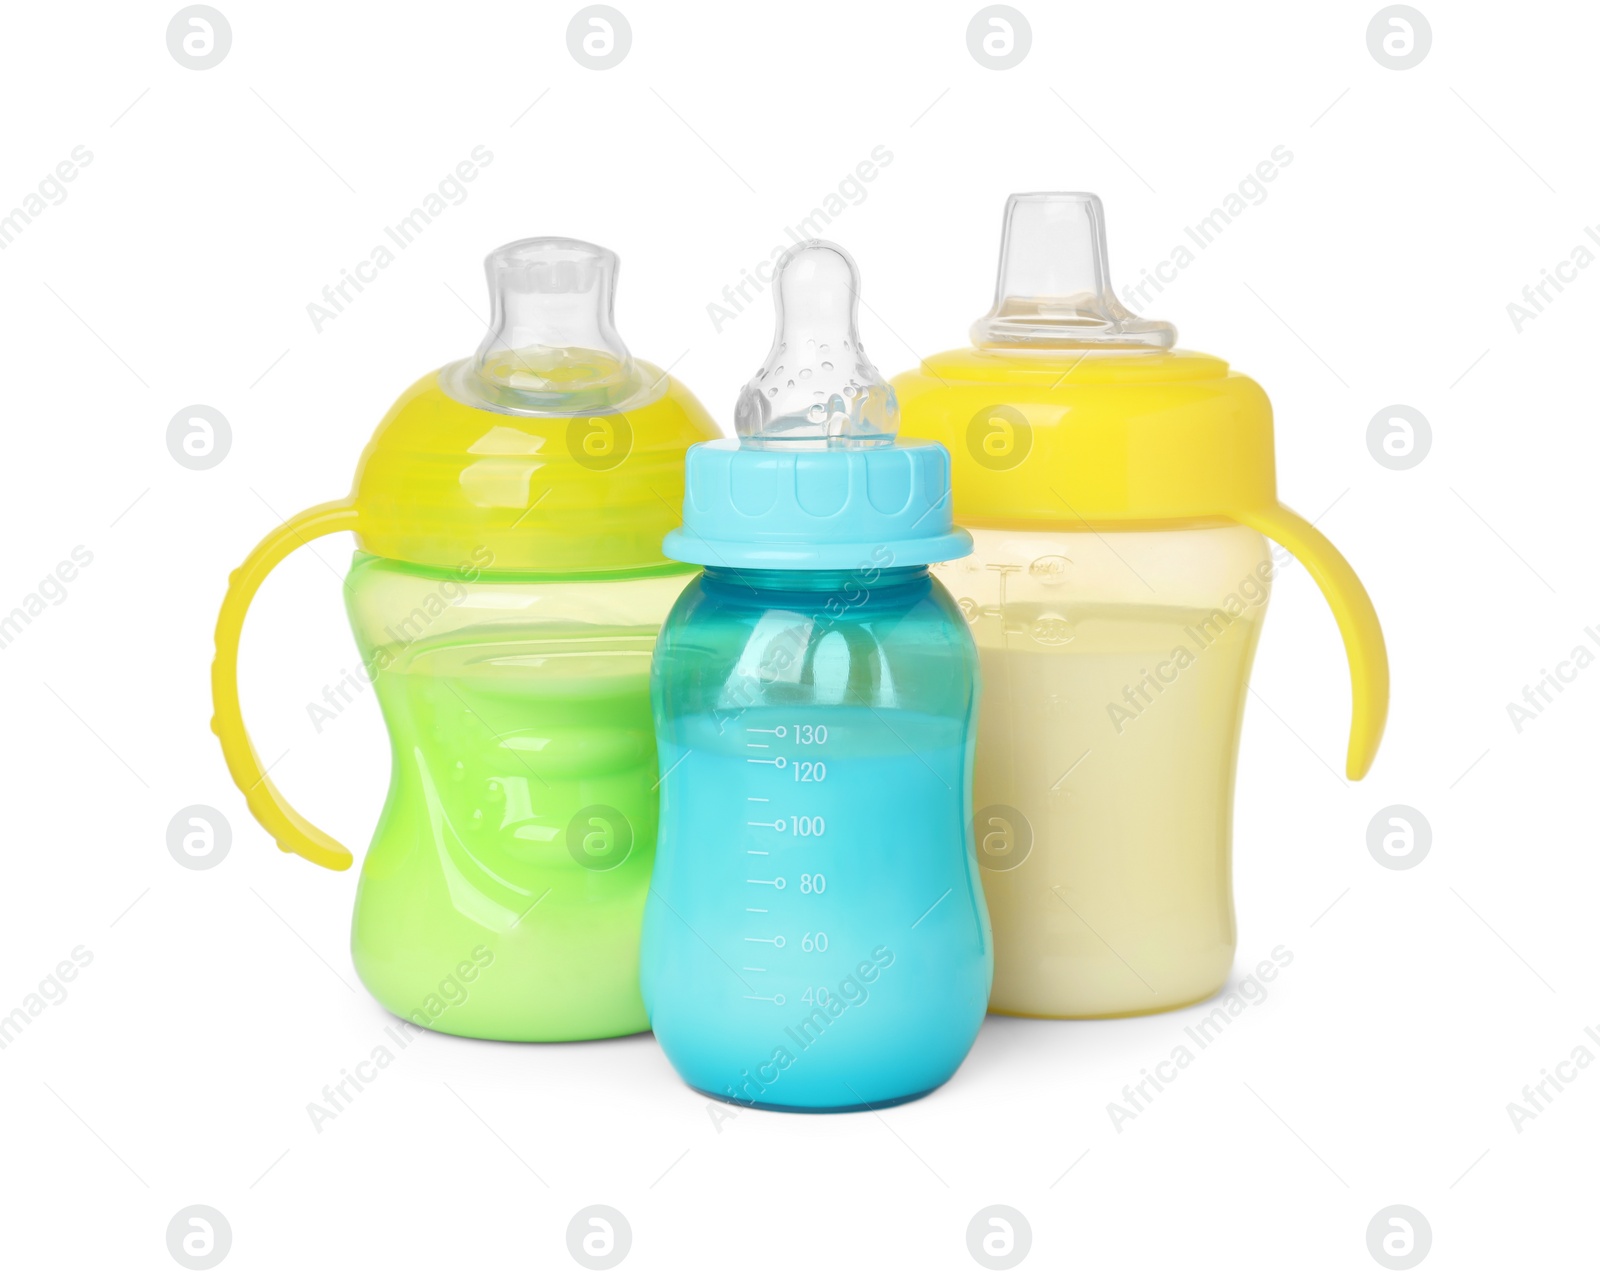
735,240 -> 896,448
972,193 -> 1176,350
443,237 -> 647,415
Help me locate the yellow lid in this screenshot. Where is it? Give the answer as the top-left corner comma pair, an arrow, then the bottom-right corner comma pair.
893,194 -> 1388,780
894,346 -> 1275,526
345,238 -> 718,573
352,364 -> 716,573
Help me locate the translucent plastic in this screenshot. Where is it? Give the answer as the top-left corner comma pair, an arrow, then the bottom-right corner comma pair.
734,241 -> 896,447
442,237 -> 654,415
935,524 -> 1270,1016
971,193 -> 1176,349
343,553 -> 696,1040
641,566 -> 991,1109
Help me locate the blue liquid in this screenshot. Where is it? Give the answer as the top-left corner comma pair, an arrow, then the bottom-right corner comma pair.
641,568 -> 991,1110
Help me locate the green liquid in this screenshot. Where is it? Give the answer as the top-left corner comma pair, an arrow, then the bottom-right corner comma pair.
351,634 -> 659,1041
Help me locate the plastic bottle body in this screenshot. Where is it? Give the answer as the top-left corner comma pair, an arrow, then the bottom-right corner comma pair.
935,523 -> 1270,1018
343,551 -> 695,1041
642,565 -> 991,1110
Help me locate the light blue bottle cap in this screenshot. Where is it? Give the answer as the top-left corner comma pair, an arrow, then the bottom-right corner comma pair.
666,240 -> 971,571
666,438 -> 971,569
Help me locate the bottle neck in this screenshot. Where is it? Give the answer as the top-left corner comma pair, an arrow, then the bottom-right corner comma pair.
702,564 -> 928,594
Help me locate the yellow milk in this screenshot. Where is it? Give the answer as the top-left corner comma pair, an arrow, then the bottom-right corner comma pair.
894,193 -> 1388,1018
941,524 -> 1268,1015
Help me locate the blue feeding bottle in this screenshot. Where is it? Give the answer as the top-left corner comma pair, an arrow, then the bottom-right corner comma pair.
641,241 -> 992,1111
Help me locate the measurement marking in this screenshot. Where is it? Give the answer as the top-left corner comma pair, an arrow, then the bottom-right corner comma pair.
746,849 -> 769,856
747,796 -> 770,803
744,936 -> 784,946
747,758 -> 782,766
743,966 -> 766,973
748,820 -> 781,828
747,878 -> 780,886
747,727 -> 782,734
747,742 -> 771,749
744,994 -> 785,1004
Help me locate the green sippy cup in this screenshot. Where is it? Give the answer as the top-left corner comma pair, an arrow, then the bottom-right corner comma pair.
212,238 -> 718,1040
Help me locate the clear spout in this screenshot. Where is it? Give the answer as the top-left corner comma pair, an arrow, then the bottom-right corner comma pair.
735,241 -> 897,448
443,237 -> 647,414
972,193 -> 1176,350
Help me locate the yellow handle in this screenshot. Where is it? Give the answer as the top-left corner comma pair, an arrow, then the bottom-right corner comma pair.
1234,502 -> 1390,781
210,500 -> 362,870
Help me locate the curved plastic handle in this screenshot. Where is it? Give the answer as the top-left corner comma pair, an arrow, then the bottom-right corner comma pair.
211,500 -> 362,870
1234,502 -> 1389,781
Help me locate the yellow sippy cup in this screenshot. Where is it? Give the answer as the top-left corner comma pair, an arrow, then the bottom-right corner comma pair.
893,193 -> 1389,1018
211,238 -> 718,1040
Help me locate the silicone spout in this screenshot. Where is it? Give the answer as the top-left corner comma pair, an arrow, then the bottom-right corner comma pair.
735,240 -> 897,448
443,237 -> 646,414
972,192 -> 1177,350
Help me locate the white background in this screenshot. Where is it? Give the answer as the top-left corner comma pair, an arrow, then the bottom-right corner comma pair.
1,0 -> 1594,1271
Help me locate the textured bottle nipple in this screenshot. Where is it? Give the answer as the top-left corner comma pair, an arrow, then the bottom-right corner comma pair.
735,240 -> 897,447
445,237 -> 646,414
972,192 -> 1177,349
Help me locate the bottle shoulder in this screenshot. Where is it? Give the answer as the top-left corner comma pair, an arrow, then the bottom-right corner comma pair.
654,571 -> 977,716
660,570 -> 971,640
